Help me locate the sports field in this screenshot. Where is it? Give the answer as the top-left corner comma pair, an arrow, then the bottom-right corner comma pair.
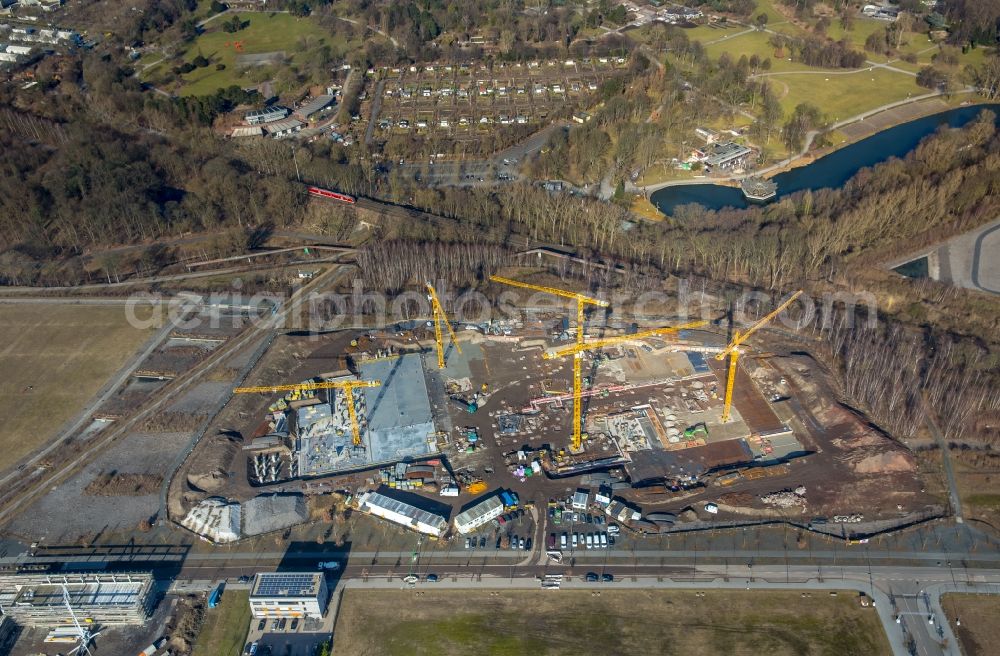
331,589 -> 891,656
0,303 -> 157,470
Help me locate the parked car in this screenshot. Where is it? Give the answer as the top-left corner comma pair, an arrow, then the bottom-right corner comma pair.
510,535 -> 518,549
257,620 -> 266,631
519,537 -> 526,550
465,537 -> 472,549
601,573 -> 614,582
586,534 -> 594,549
560,533 -> 568,549
585,572 -> 599,582
271,619 -> 280,631
278,618 -> 287,630
480,536 -> 487,548
290,618 -> 299,631
572,533 -> 579,548
600,533 -> 608,548
524,537 -> 532,550
607,524 -> 620,535
426,573 -> 439,582
238,575 -> 251,584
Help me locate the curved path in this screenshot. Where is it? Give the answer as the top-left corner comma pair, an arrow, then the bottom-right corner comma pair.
629,89 -> 975,195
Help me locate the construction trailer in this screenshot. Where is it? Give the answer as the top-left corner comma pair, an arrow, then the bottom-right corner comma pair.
0,572 -> 155,627
453,494 -> 504,534
358,490 -> 448,537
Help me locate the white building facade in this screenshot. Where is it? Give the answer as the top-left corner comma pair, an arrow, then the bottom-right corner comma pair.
249,573 -> 330,619
453,495 -> 504,534
358,490 -> 448,537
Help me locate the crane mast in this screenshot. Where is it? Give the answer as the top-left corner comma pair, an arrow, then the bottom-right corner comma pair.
716,290 -> 803,423
234,378 -> 381,446
426,282 -> 462,369
490,275 -> 609,451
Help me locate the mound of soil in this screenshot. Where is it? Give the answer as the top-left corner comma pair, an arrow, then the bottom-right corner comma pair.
853,451 -> 915,474
84,471 -> 163,496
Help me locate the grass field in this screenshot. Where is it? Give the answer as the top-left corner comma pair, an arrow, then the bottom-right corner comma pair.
942,593 -> 1000,656
192,590 -> 251,656
168,13 -> 352,96
773,67 -> 922,120
0,304 -> 156,471
331,589 -> 891,656
702,30 -> 818,73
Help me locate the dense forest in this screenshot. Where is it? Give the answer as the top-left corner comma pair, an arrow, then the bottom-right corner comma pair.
366,112 -> 1000,445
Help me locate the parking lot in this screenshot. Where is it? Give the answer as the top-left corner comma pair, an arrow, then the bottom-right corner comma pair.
243,606 -> 335,656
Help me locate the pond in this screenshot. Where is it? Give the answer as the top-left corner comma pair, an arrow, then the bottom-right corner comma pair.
650,103 -> 1000,216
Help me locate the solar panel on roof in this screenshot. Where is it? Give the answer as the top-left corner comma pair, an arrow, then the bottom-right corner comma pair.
254,574 -> 317,597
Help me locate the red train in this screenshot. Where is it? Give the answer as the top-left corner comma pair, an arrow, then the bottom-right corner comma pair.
307,186 -> 356,204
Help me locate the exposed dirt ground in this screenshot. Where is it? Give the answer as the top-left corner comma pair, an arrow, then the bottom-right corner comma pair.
950,448 -> 1000,531
332,589 -> 891,656
942,593 -> 1000,656
84,471 -> 163,496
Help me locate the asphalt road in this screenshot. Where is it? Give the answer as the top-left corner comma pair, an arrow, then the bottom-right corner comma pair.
393,121 -> 569,188
7,527 -> 998,656
156,562 -> 998,656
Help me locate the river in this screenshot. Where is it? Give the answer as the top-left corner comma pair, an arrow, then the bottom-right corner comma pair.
650,103 -> 1000,216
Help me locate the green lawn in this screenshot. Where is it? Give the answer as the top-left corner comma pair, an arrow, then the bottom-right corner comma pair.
751,0 -> 798,29
824,17 -> 887,52
192,590 -> 251,656
169,12 -> 351,96
775,67 -> 923,121
332,589 -> 892,656
682,23 -> 744,42
702,30 -> 821,73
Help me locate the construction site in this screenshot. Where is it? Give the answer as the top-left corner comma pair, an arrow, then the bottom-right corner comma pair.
167,276 -> 936,545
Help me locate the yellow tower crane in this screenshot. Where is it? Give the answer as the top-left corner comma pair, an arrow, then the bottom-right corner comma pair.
490,275 -> 609,451
544,320 -> 708,450
234,378 -> 381,447
425,282 -> 462,369
715,290 -> 803,423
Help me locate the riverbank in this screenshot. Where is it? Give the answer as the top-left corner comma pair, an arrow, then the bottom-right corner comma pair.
630,90 -> 980,202
645,99 -> 998,217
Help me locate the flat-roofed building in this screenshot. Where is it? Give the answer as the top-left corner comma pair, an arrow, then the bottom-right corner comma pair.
454,494 -> 504,534
245,105 -> 289,125
294,94 -> 334,121
249,572 -> 329,619
0,572 -> 155,626
266,118 -> 304,138
358,490 -> 448,537
704,142 -> 752,170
